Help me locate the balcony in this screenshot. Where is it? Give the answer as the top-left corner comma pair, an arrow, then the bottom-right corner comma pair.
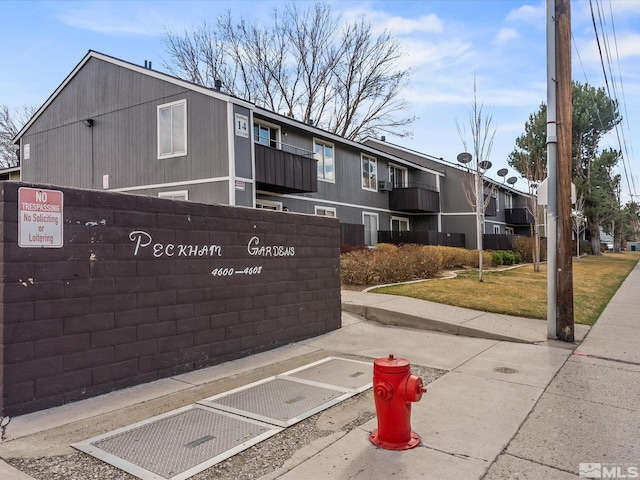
255,142 -> 317,194
389,183 -> 440,213
505,207 -> 535,225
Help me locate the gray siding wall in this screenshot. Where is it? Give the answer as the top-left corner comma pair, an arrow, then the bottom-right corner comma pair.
21,58 -> 231,201
234,106 -> 253,179
439,166 -> 474,214
134,183 -> 230,205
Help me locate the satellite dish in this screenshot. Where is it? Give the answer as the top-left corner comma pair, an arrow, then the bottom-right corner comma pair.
497,168 -> 509,177
507,176 -> 518,185
478,160 -> 492,171
457,152 -> 472,164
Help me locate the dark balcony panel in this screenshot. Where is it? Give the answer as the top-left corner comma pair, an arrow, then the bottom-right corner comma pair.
505,208 -> 534,225
484,195 -> 497,217
389,185 -> 440,213
341,223 -> 365,247
255,143 -> 317,194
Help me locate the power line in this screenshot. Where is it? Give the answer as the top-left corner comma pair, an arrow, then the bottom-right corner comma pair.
587,0 -> 637,202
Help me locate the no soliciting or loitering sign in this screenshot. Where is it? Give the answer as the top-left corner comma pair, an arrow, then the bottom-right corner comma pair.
18,187 -> 64,248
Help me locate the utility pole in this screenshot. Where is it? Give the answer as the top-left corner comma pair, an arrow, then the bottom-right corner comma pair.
555,0 -> 575,341
546,0 -> 558,339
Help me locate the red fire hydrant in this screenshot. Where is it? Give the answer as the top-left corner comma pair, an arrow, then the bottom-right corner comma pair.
370,354 -> 426,450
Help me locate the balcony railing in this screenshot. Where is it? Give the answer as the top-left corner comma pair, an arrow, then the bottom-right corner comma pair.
505,207 -> 534,225
388,182 -> 440,213
255,142 -> 317,194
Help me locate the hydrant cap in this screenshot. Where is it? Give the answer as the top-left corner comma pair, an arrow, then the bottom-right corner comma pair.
373,355 -> 410,374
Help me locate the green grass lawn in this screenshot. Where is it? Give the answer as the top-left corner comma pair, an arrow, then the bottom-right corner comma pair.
371,251 -> 640,325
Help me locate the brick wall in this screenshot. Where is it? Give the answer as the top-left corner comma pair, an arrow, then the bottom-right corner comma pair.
0,182 -> 341,416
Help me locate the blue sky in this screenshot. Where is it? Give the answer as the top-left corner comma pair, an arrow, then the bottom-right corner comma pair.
2,0 -> 640,200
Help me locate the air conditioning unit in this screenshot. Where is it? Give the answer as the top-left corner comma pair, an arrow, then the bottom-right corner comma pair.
378,181 -> 393,191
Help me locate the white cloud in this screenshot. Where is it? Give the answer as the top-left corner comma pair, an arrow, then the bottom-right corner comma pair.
575,32 -> 640,69
52,2 -> 182,36
494,28 -> 519,44
399,38 -> 474,71
506,2 -> 545,25
609,33 -> 640,59
378,14 -> 443,35
340,5 -> 443,36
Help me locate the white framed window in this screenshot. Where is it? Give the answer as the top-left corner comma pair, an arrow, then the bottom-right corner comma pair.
389,164 -> 407,188
314,138 -> 335,182
361,155 -> 377,191
256,199 -> 283,211
493,225 -> 500,234
506,227 -> 515,235
315,206 -> 337,217
363,212 -> 379,246
505,193 -> 513,209
254,121 -> 279,148
391,216 -> 409,232
157,99 -> 187,159
159,190 -> 188,201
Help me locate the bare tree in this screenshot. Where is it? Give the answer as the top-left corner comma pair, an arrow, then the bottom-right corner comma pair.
571,193 -> 585,257
457,82 -> 496,282
0,104 -> 36,168
163,2 -> 415,141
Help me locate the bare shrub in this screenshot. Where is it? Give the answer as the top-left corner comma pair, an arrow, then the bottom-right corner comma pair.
466,250 -> 491,268
512,236 -> 547,263
341,243 -> 443,285
436,246 -> 469,269
340,249 -> 375,285
374,243 -> 398,252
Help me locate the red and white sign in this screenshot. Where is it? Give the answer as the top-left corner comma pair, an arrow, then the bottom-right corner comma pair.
18,187 -> 64,248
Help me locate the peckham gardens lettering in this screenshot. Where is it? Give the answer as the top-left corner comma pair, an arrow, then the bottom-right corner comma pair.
128,231 -> 295,277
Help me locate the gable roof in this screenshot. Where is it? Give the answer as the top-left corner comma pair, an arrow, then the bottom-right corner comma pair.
13,50 -> 445,177
363,136 -> 528,196
13,50 -> 254,144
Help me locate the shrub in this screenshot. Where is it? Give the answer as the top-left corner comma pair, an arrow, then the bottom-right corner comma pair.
466,250 -> 490,268
416,245 -> 443,278
490,250 -> 522,266
513,251 -> 523,264
491,251 -> 504,267
340,243 -> 523,286
340,249 -> 375,285
341,243 -> 367,255
340,243 -> 443,285
512,237 -> 533,263
579,239 -> 592,255
506,250 -> 517,265
512,236 -> 547,263
437,246 -> 470,269
374,243 -> 398,252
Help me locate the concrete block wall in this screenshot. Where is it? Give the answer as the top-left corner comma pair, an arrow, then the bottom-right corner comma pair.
0,182 -> 341,416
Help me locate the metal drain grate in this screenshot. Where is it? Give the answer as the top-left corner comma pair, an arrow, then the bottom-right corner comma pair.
73,357 -> 373,479
72,405 -> 282,480
198,377 -> 351,427
282,357 -> 372,393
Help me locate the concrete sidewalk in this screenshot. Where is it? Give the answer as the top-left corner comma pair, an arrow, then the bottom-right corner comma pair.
484,259 -> 640,479
341,288 -> 591,344
0,261 -> 638,479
